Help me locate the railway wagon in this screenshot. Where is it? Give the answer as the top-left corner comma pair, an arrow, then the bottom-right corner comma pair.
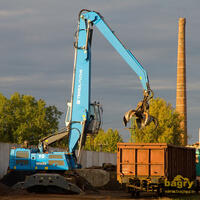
117,143 -> 197,196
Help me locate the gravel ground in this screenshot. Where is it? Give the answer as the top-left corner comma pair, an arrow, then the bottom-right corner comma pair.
1,183 -> 200,200
0,191 -> 171,200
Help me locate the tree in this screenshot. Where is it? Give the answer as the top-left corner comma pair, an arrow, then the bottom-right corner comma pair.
84,128 -> 123,153
0,92 -> 62,144
130,97 -> 183,145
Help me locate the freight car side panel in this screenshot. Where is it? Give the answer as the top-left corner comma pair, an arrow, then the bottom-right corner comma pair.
120,148 -> 135,175
150,148 -> 165,176
117,143 -> 196,184
167,146 -> 196,180
137,149 -> 148,176
117,143 -> 166,179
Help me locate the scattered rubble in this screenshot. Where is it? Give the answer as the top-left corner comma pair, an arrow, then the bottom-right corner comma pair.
0,183 -> 11,195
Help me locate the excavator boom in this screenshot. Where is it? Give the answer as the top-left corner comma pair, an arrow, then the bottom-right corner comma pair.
66,9 -> 155,153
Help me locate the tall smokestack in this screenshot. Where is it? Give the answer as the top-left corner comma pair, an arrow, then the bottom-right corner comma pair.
176,18 -> 187,145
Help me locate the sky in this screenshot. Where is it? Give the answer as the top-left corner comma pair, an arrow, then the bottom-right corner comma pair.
0,0 -> 199,144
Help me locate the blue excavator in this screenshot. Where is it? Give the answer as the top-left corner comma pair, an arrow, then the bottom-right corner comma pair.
4,9 -> 156,193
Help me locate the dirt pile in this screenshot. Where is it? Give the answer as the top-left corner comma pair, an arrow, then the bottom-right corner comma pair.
0,171 -> 32,186
0,182 -> 12,195
0,182 -> 29,196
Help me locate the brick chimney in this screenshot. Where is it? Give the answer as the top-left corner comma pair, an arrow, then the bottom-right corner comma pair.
176,18 -> 187,145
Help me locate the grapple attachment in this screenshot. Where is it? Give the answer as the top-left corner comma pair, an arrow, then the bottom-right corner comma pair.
123,90 -> 157,129
123,109 -> 157,129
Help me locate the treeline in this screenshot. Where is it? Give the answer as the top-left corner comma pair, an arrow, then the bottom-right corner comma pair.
0,92 -> 123,152
0,92 -> 62,144
84,128 -> 123,153
0,92 -> 183,151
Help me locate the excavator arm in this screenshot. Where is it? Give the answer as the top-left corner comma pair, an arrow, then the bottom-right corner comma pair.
81,10 -> 157,130
81,10 -> 150,92
65,9 -> 156,154
38,10 -> 155,153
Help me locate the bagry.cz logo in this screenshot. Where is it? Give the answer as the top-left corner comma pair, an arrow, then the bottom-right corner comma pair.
164,175 -> 194,189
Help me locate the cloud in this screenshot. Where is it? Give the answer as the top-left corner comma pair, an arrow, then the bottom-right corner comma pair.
188,81 -> 200,91
151,79 -> 176,90
0,74 -> 71,89
0,9 -> 33,17
188,106 -> 200,113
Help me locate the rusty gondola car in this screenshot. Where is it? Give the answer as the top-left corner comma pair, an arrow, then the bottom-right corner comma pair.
117,143 -> 197,196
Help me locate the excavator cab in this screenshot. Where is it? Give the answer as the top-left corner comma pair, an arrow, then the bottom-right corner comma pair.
87,102 -> 102,134
65,101 -> 102,134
